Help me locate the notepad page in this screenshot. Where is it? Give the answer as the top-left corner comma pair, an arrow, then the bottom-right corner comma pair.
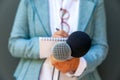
39,37 -> 67,58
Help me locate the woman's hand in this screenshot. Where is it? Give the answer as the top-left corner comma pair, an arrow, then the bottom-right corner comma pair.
52,30 -> 69,38
50,55 -> 80,73
51,30 -> 78,73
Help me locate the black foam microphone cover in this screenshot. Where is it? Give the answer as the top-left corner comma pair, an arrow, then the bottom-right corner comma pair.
66,31 -> 91,57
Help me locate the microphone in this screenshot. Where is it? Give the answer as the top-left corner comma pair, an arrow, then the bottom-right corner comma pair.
52,31 -> 91,61
52,42 -> 72,61
66,31 -> 91,57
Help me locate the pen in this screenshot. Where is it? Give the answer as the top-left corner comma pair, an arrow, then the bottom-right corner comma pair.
56,28 -> 60,31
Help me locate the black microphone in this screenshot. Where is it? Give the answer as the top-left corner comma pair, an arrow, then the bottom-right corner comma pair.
52,31 -> 91,61
66,31 -> 91,57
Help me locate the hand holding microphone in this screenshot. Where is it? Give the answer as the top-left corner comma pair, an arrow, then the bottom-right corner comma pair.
50,30 -> 79,73
50,30 -> 91,73
52,31 -> 91,61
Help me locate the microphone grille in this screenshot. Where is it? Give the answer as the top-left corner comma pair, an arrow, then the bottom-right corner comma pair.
52,42 -> 71,61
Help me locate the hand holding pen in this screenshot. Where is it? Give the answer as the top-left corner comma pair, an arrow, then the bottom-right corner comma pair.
52,28 -> 69,38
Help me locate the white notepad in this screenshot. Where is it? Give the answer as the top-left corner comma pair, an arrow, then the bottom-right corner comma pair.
39,37 -> 67,58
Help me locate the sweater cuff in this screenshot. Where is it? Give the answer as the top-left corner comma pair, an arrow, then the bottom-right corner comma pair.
66,57 -> 87,77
